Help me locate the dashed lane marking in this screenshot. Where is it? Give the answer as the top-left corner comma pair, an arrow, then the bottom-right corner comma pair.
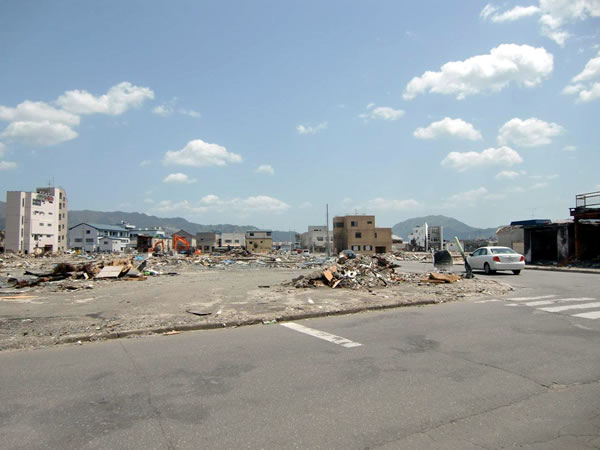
280,322 -> 362,348
475,299 -> 502,303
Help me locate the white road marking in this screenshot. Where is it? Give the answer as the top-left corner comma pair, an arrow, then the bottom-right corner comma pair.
506,295 -> 557,301
525,300 -> 556,306
538,302 -> 600,313
572,311 -> 600,320
524,298 -> 595,306
475,299 -> 501,303
280,322 -> 362,348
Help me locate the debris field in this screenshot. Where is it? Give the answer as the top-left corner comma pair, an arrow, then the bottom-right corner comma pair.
0,251 -> 513,351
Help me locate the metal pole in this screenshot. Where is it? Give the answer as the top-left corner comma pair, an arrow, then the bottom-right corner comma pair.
326,204 -> 330,257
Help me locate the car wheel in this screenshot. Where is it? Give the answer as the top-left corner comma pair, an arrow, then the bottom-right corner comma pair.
512,270 -> 521,275
484,263 -> 495,275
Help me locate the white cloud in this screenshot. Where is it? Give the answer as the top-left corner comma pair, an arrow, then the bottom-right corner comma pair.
0,142 -> 5,158
155,195 -> 290,215
441,146 -> 523,171
255,164 -> 275,175
413,117 -> 482,140
179,109 -> 201,118
403,44 -> 553,100
563,145 -> 577,152
153,101 -> 201,118
368,198 -> 420,211
447,187 -> 505,207
489,5 -> 541,22
152,105 -> 173,117
164,139 -> 242,167
140,159 -> 152,167
299,201 -> 313,209
0,100 -> 80,126
480,4 -> 498,19
482,1 -> 600,46
359,105 -> 405,121
1,121 -> 78,146
234,195 -> 290,212
531,181 -> 549,189
573,51 -> 600,83
496,170 -> 520,179
497,117 -> 564,147
57,81 -> 154,115
143,198 -> 154,204
564,51 -> 600,102
0,160 -> 17,170
163,173 -> 197,184
296,122 -> 328,135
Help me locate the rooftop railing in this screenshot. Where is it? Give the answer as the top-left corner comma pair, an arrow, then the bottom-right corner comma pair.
571,191 -> 600,215
575,191 -> 600,209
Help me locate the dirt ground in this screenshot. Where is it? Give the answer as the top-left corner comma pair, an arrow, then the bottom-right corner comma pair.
0,254 -> 514,351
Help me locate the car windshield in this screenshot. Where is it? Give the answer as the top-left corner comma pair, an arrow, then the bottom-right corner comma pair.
491,248 -> 517,254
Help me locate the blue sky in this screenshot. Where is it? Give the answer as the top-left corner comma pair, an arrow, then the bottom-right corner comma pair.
1,1 -> 599,233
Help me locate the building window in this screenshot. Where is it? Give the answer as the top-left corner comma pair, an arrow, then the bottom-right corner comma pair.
104,241 -> 108,245
317,237 -> 324,241
355,232 -> 362,238
225,240 -> 232,243
374,232 -> 378,238
334,222 -> 344,228
351,221 -> 358,227
249,232 -> 254,237
86,238 -> 94,243
364,245 -> 372,251
367,221 -> 372,224
86,230 -> 91,234
235,240 -> 239,243
351,245 -> 360,251
266,232 -> 272,236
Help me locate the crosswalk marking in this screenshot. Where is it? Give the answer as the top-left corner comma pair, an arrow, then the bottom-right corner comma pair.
524,297 -> 595,306
538,302 -> 600,313
572,311 -> 600,320
507,295 -> 557,301
479,293 -> 600,320
280,322 -> 362,348
525,300 -> 556,306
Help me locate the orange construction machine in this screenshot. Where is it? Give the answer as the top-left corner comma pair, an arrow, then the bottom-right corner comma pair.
173,234 -> 201,255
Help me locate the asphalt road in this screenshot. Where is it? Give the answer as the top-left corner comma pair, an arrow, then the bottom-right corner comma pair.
1,268 -> 600,449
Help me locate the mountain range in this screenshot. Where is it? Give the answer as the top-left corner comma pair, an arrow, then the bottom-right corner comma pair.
392,215 -> 498,240
0,202 -> 498,241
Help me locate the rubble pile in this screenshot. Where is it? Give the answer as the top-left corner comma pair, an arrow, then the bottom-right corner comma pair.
287,253 -> 467,290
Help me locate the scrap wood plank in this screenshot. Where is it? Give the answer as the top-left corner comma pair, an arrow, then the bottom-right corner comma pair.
0,295 -> 37,299
422,273 -> 461,283
96,265 -> 125,279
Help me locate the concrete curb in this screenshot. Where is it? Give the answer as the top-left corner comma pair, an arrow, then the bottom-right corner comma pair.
524,266 -> 600,274
58,299 -> 440,345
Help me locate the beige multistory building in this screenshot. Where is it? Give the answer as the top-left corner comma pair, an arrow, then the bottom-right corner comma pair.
5,186 -> 68,254
245,230 -> 273,253
333,215 -> 392,255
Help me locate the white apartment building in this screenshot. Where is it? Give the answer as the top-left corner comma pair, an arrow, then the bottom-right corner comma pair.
69,223 -> 130,253
5,187 -> 68,254
301,226 -> 332,253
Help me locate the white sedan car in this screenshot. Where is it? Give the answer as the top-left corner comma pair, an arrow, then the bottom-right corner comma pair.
467,246 -> 525,275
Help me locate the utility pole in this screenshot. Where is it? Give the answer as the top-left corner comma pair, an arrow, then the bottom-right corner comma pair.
326,204 -> 330,257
